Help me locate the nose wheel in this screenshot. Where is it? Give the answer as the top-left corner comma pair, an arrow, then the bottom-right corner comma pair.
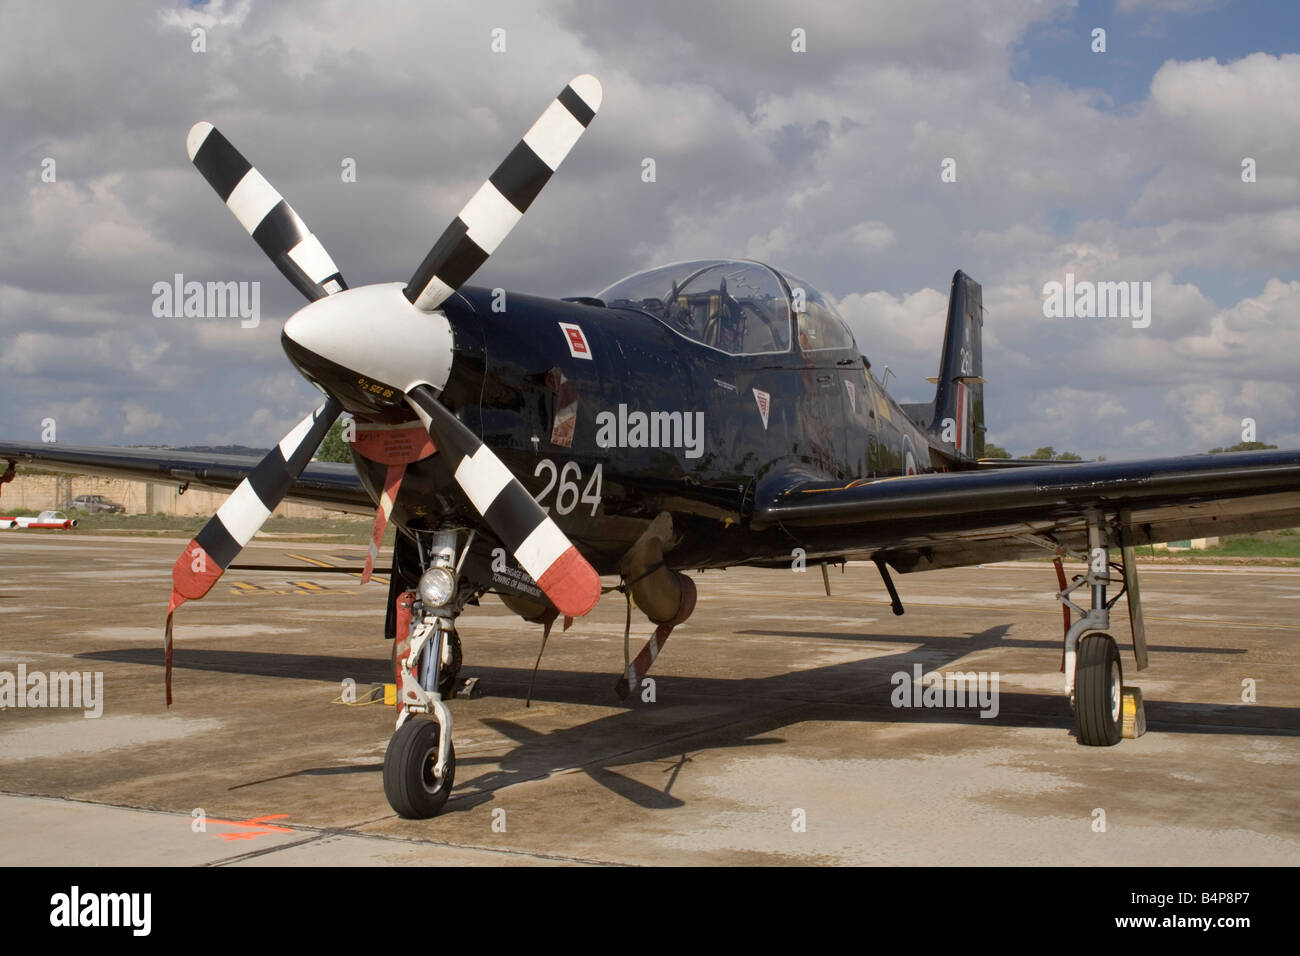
383,716 -> 456,818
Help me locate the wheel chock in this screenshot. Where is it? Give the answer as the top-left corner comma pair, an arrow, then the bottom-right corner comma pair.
383,683 -> 397,706
1122,686 -> 1146,739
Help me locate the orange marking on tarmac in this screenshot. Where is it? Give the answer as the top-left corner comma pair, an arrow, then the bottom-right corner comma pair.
205,813 -> 293,842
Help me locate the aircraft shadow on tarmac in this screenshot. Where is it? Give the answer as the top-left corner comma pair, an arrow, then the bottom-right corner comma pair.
79,621 -> 1296,815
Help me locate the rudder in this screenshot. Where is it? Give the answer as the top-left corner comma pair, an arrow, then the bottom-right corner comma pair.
929,270 -> 984,458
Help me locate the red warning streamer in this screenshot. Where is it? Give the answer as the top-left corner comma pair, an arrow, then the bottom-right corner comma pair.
350,422 -> 437,584
165,542 -> 225,706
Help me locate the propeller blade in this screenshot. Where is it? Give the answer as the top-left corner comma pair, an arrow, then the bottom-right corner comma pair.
164,398 -> 341,704
404,74 -> 602,313
187,122 -> 347,302
406,385 -> 600,619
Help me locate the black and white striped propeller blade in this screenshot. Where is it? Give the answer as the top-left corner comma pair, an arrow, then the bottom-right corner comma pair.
164,398 -> 341,705
407,385 -> 600,619
404,75 -> 602,313
187,122 -> 347,302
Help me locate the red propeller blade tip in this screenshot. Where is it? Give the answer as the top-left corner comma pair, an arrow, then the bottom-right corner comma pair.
170,540 -> 225,603
537,546 -> 601,618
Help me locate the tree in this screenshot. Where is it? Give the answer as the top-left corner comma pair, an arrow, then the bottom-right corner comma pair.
982,443 -> 1011,459
316,417 -> 354,463
1024,446 -> 1083,461
1208,441 -> 1277,454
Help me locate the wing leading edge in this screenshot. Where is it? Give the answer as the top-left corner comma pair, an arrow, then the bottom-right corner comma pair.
0,440 -> 371,515
753,449 -> 1300,572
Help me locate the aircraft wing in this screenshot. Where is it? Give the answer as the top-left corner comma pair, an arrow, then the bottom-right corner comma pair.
752,449 -> 1300,571
0,440 -> 372,515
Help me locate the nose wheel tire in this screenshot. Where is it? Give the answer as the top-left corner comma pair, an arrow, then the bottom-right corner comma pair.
1075,633 -> 1123,746
383,717 -> 456,818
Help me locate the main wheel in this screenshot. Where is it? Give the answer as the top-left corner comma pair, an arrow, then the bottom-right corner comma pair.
383,717 -> 456,818
1075,633 -> 1123,746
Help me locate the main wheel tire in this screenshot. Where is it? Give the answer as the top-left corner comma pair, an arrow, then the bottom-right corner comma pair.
1075,633 -> 1123,746
383,717 -> 456,818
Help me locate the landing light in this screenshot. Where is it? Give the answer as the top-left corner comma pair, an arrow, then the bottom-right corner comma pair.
417,566 -> 456,607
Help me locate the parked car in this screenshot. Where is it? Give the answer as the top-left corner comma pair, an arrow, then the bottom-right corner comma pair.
70,494 -> 124,514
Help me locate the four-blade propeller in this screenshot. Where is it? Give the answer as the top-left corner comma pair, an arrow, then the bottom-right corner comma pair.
166,76 -> 604,703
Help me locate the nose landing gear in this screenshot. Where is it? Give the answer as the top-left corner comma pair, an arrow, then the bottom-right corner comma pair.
382,529 -> 472,819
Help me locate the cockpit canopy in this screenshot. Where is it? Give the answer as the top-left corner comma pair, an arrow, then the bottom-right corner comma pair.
597,259 -> 856,356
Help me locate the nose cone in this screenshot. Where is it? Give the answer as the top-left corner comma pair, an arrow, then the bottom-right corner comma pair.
282,283 -> 454,409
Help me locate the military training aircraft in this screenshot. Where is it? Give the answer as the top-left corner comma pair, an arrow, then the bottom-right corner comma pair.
4,74 -> 1299,817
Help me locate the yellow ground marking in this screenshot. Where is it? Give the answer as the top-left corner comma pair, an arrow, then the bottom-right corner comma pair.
286,551 -> 387,585
230,585 -> 360,597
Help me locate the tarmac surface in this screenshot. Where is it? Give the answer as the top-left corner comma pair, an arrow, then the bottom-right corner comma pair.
1,533 -> 1296,866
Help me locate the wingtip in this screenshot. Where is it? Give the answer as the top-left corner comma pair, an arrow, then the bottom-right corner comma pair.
568,74 -> 602,113
186,121 -> 215,161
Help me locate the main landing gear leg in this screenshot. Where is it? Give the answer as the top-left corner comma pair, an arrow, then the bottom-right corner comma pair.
1056,513 -> 1126,746
383,530 -> 465,818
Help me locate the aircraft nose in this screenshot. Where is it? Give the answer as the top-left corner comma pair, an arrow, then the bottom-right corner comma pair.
281,282 -> 455,406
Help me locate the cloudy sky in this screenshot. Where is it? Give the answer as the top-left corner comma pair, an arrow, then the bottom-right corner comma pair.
2,0 -> 1298,459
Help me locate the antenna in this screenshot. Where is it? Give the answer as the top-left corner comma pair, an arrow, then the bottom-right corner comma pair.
881,366 -> 895,392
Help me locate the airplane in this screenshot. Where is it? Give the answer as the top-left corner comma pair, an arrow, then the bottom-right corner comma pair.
3,74 -> 1299,818
0,510 -> 79,530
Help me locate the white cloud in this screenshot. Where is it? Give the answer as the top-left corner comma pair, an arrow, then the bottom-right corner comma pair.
1116,0 -> 1226,14
0,0 -> 1294,464
120,401 -> 166,437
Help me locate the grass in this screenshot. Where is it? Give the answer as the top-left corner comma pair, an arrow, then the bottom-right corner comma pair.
1148,529 -> 1300,563
1202,537 -> 1300,558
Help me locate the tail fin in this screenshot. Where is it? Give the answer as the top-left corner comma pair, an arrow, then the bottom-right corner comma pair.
929,270 -> 985,458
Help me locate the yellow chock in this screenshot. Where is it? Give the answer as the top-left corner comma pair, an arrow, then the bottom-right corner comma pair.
1122,686 -> 1146,739
383,683 -> 397,706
